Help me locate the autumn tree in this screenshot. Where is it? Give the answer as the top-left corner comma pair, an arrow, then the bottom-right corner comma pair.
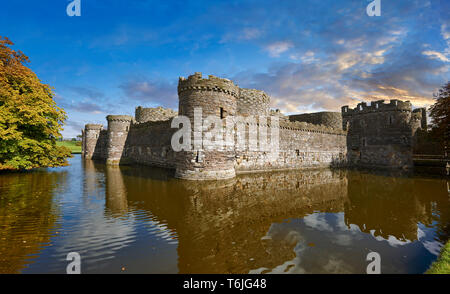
429,81 -> 450,155
0,36 -> 71,170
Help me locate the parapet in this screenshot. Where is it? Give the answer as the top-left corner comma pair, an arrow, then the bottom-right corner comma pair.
106,115 -> 134,122
135,106 -> 177,123
342,99 -> 412,117
279,120 -> 347,135
239,88 -> 270,104
85,124 -> 103,130
238,88 -> 270,115
178,72 -> 240,98
289,112 -> 342,129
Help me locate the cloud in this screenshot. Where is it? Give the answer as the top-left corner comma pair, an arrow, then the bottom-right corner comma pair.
55,87 -> 112,115
303,213 -> 333,232
422,50 -> 450,62
220,28 -> 263,43
422,240 -> 442,256
72,102 -> 105,114
69,86 -> 105,100
265,41 -> 293,57
231,1 -> 449,114
65,120 -> 85,132
119,77 -> 178,109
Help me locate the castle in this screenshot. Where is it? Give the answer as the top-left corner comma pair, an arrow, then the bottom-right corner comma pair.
82,72 -> 426,180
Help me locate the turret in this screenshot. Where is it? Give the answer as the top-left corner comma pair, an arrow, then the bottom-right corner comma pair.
341,99 -> 415,168
237,88 -> 270,116
82,124 -> 103,159
175,72 -> 239,180
106,115 -> 133,165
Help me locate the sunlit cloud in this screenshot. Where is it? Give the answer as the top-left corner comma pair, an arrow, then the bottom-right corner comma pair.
422,50 -> 450,63
265,41 -> 293,57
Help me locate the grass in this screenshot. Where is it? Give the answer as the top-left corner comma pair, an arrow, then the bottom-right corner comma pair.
426,241 -> 450,274
56,140 -> 82,154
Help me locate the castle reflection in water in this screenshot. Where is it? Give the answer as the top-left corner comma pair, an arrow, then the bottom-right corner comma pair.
87,160 -> 449,274
0,157 -> 448,274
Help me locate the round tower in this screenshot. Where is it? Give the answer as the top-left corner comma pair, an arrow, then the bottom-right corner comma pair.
106,115 -> 133,165
341,99 -> 414,168
83,124 -> 103,159
237,88 -> 270,116
135,106 -> 177,123
175,72 -> 239,180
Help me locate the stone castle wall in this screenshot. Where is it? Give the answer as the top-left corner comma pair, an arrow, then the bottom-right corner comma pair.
135,106 -> 177,123
123,120 -> 177,169
82,73 -> 424,180
342,100 -> 426,168
83,124 -> 107,160
289,112 -> 342,129
175,72 -> 239,180
235,120 -> 346,172
238,88 -> 270,116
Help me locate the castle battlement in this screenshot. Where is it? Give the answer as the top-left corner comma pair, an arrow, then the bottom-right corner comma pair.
135,106 -> 177,123
178,72 -> 240,98
131,119 -> 172,129
82,72 -> 425,180
106,115 -> 134,122
342,99 -> 412,116
85,124 -> 103,130
238,88 -> 270,116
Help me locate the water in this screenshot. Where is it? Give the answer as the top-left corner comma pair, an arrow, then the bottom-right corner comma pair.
0,155 -> 448,274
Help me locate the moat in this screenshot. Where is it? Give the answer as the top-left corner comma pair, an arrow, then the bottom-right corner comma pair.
0,155 -> 448,274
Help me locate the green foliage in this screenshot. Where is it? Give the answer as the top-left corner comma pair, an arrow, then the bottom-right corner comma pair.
56,141 -> 82,154
429,82 -> 450,153
426,241 -> 450,274
0,36 -> 71,170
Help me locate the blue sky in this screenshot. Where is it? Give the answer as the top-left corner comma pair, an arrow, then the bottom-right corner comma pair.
1,0 -> 449,137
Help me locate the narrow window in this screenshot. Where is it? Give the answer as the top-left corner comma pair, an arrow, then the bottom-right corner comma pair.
296,149 -> 300,156
126,126 -> 129,131
362,138 -> 366,147
220,107 -> 224,119
389,116 -> 393,125
195,150 -> 203,163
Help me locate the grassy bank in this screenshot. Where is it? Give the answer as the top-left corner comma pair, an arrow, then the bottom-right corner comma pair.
56,141 -> 82,154
426,241 -> 450,274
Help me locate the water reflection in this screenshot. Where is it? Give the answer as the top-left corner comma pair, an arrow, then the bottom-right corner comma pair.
102,163 -> 449,273
0,170 -> 66,273
0,155 -> 448,274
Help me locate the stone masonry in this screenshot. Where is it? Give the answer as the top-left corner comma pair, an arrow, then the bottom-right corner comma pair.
342,100 -> 426,168
82,72 -> 426,180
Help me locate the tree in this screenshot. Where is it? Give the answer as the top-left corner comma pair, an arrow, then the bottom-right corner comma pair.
0,36 -> 71,170
429,81 -> 450,155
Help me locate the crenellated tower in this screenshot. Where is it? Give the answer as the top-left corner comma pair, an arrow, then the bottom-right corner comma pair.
106,115 -> 133,165
237,88 -> 270,116
175,72 -> 240,180
82,124 -> 103,159
341,99 -> 425,168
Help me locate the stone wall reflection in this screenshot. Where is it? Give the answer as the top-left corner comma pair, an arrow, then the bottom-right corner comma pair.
108,166 -> 348,273
84,160 -> 129,216
344,170 -> 450,243
105,166 -> 128,215
103,164 -> 449,273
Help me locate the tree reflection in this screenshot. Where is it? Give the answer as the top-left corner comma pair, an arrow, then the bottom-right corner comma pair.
0,170 -> 66,273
